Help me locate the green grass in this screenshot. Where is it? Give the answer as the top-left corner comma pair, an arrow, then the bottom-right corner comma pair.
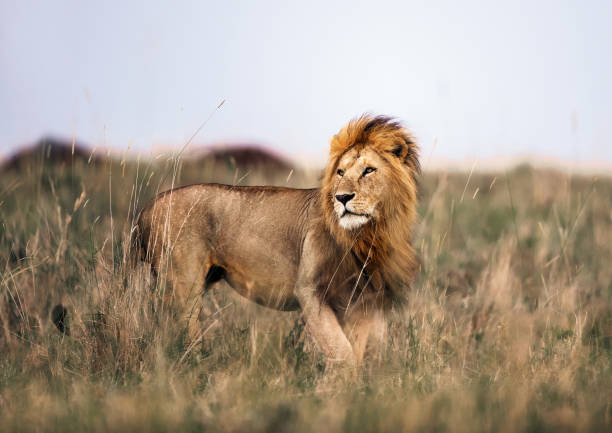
1,151 -> 611,432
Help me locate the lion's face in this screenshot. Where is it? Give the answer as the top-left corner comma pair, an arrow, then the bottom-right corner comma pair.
332,147 -> 392,230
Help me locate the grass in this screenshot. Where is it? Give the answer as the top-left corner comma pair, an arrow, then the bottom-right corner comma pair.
0,149 -> 611,432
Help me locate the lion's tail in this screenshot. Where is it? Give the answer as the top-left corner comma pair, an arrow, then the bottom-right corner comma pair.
51,304 -> 70,335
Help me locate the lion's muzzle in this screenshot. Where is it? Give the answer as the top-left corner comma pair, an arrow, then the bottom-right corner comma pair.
335,193 -> 355,206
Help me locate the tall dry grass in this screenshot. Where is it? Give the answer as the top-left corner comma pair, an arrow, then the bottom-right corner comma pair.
0,149 -> 611,432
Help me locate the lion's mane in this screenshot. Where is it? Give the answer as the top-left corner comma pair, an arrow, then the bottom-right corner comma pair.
320,115 -> 420,305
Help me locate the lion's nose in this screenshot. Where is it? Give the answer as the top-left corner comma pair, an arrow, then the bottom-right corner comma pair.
335,193 -> 355,206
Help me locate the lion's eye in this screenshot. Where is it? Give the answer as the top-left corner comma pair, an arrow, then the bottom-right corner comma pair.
363,167 -> 376,176
337,169 -> 345,177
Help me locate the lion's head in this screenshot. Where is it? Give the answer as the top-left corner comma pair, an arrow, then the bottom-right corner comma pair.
321,115 -> 420,298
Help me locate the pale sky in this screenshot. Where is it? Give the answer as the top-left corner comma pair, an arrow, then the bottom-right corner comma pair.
1,0 -> 611,165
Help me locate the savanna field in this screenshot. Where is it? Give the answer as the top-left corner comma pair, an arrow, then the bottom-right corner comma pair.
1,143 -> 611,432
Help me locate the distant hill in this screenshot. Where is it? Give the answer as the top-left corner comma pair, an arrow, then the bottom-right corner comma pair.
187,145 -> 293,172
1,138 -> 303,186
2,137 -> 95,172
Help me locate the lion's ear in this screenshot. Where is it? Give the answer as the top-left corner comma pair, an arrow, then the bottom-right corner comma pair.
391,143 -> 404,158
390,138 -> 420,170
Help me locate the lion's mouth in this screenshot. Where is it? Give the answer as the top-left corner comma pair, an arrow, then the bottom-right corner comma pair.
341,210 -> 370,218
338,210 -> 371,230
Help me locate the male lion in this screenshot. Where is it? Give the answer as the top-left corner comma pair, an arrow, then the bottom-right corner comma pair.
135,115 -> 420,364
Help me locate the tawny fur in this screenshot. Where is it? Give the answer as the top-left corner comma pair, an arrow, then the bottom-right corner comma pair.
134,115 -> 420,364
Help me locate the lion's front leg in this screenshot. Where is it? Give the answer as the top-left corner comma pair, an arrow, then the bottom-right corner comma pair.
295,286 -> 356,365
296,232 -> 357,365
342,309 -> 385,363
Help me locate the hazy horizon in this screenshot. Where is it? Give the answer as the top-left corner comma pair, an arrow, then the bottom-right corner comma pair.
2,0 -> 611,165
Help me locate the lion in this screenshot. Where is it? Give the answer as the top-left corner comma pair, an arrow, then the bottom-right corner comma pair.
134,115 -> 420,365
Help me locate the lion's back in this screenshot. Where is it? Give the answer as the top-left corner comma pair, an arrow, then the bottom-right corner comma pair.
134,183 -> 318,268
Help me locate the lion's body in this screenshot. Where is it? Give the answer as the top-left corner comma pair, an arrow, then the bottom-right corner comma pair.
135,115 -> 419,364
137,184 -> 371,311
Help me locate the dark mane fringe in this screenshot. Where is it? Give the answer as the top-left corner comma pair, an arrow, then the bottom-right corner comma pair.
320,114 -> 420,308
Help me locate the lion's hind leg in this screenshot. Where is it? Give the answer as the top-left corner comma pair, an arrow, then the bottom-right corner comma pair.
164,249 -> 213,342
